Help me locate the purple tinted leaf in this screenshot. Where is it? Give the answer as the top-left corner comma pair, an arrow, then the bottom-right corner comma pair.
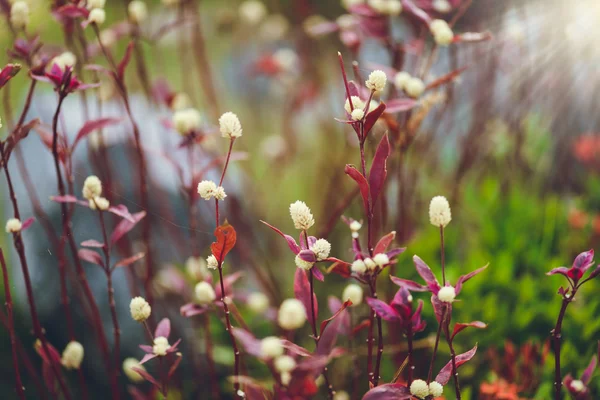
155,318 -> 171,338
110,211 -> 146,245
114,252 -> 145,268
390,276 -> 428,292
51,195 -> 79,203
365,297 -> 400,322
294,269 -> 317,330
232,328 -> 262,357
431,295 -> 449,325
451,321 -> 487,340
547,267 -> 570,276
312,267 -> 324,282
117,41 -> 135,81
260,220 -> 300,254
138,353 -> 157,365
180,303 -> 208,317
455,264 -> 488,295
374,231 -> 396,255
363,102 -> 387,135
167,354 -> 182,379
361,383 -> 411,400
328,296 -> 350,335
131,367 -> 159,386
317,300 -> 352,356
107,204 -> 135,222
307,236 -> 317,248
20,217 -> 35,231
573,249 -> 595,273
298,249 -> 317,263
72,118 -> 121,151
344,165 -> 370,215
347,81 -> 360,97
425,66 -> 469,91
78,249 -> 103,267
386,247 -> 406,259
586,265 -> 600,282
581,355 -> 597,384
81,239 -> 105,248
413,255 -> 440,292
281,339 -> 312,357
385,98 -> 417,113
435,344 -> 478,385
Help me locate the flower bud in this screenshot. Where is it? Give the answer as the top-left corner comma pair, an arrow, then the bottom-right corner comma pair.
195,281 -> 216,304
351,109 -> 364,121
429,381 -> 444,397
206,254 -> 219,270
88,8 -> 106,25
393,71 -> 411,90
89,196 -> 110,211
10,1 -> 29,30
410,379 -> 429,399
123,358 -> 145,382
437,286 -> 456,303
197,180 -> 218,200
260,336 -> 283,358
130,296 -> 151,322
373,253 -> 390,267
364,257 -> 377,271
61,341 -> 84,370
278,298 -> 306,330
289,201 -> 314,230
128,0 -> 148,23
351,259 -> 366,274
5,218 -> 22,233
52,52 -> 77,71
219,112 -> 243,139
295,254 -> 314,271
82,175 -> 102,200
342,284 -> 363,306
152,336 -> 170,356
274,355 -> 296,372
238,0 -> 267,25
247,292 -> 269,313
344,96 -> 365,114
173,108 -> 201,135
310,239 -> 331,261
429,195 -> 452,227
405,77 -> 425,98
365,70 -> 387,92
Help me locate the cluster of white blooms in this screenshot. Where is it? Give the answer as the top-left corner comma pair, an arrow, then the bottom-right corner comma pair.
365,70 -> 387,93
410,379 -> 430,399
123,358 -> 145,382
5,218 -> 22,233
437,286 -> 456,303
82,175 -> 102,200
393,71 -> 425,98
197,180 -> 226,201
238,0 -> 267,25
364,257 -> 377,271
152,336 -> 170,356
52,52 -> 77,71
344,96 -> 365,114
295,254 -> 314,271
10,2 -> 29,30
350,220 -> 362,238
88,8 -> 106,25
173,108 -> 201,134
195,281 -> 216,304
429,195 -> 452,227
368,0 -> 402,15
278,298 -> 306,330
219,112 -> 243,139
260,336 -> 283,358
429,381 -> 444,397
128,0 -> 148,23
89,197 -> 110,211
206,254 -> 219,270
342,283 -> 363,306
430,19 -> 454,46
570,380 -> 585,392
61,341 -> 84,370
351,259 -> 366,274
432,0 -> 451,13
274,355 -> 296,373
373,253 -> 390,267
247,292 -> 269,313
351,109 -> 364,121
289,201 -> 314,230
130,296 -> 151,322
311,238 -> 331,261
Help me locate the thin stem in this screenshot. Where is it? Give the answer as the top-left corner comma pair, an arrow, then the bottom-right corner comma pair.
406,322 -> 414,384
215,139 -> 236,227
427,307 -> 446,383
370,279 -> 384,386
203,314 -> 221,400
444,330 -> 461,399
552,294 -> 574,400
217,265 -> 241,398
440,226 -> 446,285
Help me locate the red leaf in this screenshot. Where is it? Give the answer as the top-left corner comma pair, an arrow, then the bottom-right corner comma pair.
328,296 -> 350,335
281,339 -> 312,357
72,118 -> 121,151
368,133 -> 390,206
78,249 -> 104,267
131,367 -> 160,387
384,98 -> 417,113
455,264 -> 488,295
451,321 -> 487,340
107,204 -> 135,222
110,211 -> 146,245
210,223 -> 237,263
55,4 -> 90,19
117,42 -> 135,81
363,102 -> 386,135
294,269 -> 317,331
352,318 -> 371,336
374,231 -> 396,255
326,260 -> 352,278
425,66 -> 468,91
390,276 -> 428,292
317,300 -> 351,356
20,217 -> 35,231
413,255 -> 440,292
582,355 -> 597,384
434,344 -> 478,385
232,328 -> 262,357
344,164 -> 370,214
361,383 -> 411,400
81,239 -> 105,248
0,63 -> 21,88
365,298 -> 400,322
114,252 -> 145,268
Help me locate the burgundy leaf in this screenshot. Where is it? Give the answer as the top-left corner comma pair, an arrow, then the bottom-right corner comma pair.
344,164 -> 370,214
361,383 -> 411,400
326,260 -> 352,278
0,64 -> 21,88
386,247 -> 406,259
107,204 -> 135,222
431,295 -> 449,326
117,41 -> 135,81
72,118 -> 121,151
298,249 -> 317,263
368,133 -> 390,206
425,66 -> 468,91
455,264 -> 488,295
78,249 -> 104,267
50,195 -> 79,203
281,339 -> 312,357
81,239 -> 105,248
260,220 -> 300,254
312,267 -> 325,282
363,102 -> 387,135
384,98 -> 417,113
231,328 -> 262,357
451,321 -> 487,340
110,211 -> 146,245
365,297 -> 400,322
114,252 -> 145,268
294,269 -> 317,330
180,303 -> 208,317
581,355 -> 597,384
138,353 -> 157,365
328,296 -> 350,335
374,231 -> 396,255
155,318 -> 171,338
413,255 -> 440,292
316,300 -> 352,356
131,367 -> 159,387
586,265 -> 600,282
547,267 -> 570,277
168,354 -> 182,379
573,249 -> 594,272
20,217 -> 35,231
390,276 -> 428,292
435,344 -> 478,385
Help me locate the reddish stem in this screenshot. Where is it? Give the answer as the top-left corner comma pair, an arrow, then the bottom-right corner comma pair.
552,293 -> 574,400
217,264 -> 241,398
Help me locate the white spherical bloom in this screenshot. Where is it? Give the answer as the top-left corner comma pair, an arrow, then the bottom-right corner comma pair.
10,1 -> 29,29
52,52 -> 77,70
295,254 -> 314,270
206,254 -> 219,270
123,358 -> 145,383
88,0 -> 106,9
89,197 -> 110,211
571,380 -> 585,392
373,253 -> 390,267
186,256 -> 209,281
311,239 -> 331,261
342,284 -> 363,306
280,371 -> 291,386
336,14 -> 356,31
259,14 -> 289,41
350,220 -> 362,232
128,1 -> 148,23
429,195 -> 452,227
433,25 -> 454,46
5,218 -> 22,233
289,201 -> 314,230
274,355 -> 296,373
82,175 -> 102,200
238,0 -> 267,25
351,259 -> 366,274
171,93 -> 190,111
195,281 -> 216,304
173,108 -> 201,134
437,286 -> 456,303
247,292 -> 269,313
365,70 -> 387,92
333,391 -> 350,400
351,109 -> 365,121
214,186 -> 227,201
61,341 -> 84,370
273,48 -> 299,72
410,379 -> 430,399
367,0 -> 386,13
278,298 -> 307,330
433,0 -> 451,13
405,77 -> 425,98
364,257 -> 377,271
429,19 -> 448,33
88,8 -> 106,25
342,0 -> 364,10
219,112 -> 243,139
197,180 -> 218,200
386,0 -> 402,15
393,71 -> 411,90
129,296 -> 151,322
260,336 -> 283,358
152,336 -> 170,356
429,381 -> 444,397
344,96 -> 365,114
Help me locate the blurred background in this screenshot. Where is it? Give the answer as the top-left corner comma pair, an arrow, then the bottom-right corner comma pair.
1,0 -> 600,398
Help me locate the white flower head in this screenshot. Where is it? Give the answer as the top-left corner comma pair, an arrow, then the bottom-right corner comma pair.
206,254 -> 219,270
364,257 -> 377,271
333,391 -> 350,400
437,286 -> 456,303
197,180 -> 218,200
247,292 -> 269,313
571,379 -> 585,393
5,218 -> 22,233
128,0 -> 148,23
342,0 -> 364,10
274,355 -> 296,373
351,259 -> 366,274
365,70 -> 387,92
429,195 -> 452,227
430,19 -> 454,46
89,197 -> 110,211
219,112 -> 243,139
173,108 -> 201,135
238,0 -> 267,25
185,256 -> 209,281
260,336 -> 284,358
344,96 -> 365,114
214,186 -> 227,201
82,175 -> 102,200
88,0 -> 106,9
386,0 -> 402,15
278,298 -> 306,330
88,8 -> 106,25
52,52 -> 77,71
289,201 -> 314,230
405,77 -> 425,98
273,48 -> 299,72
342,283 -> 363,306
432,0 -> 451,13
373,253 -> 390,267
61,341 -> 84,370
429,381 -> 444,397
350,220 -> 362,232
336,14 -> 356,31
393,71 -> 411,90
280,371 -> 292,386
152,336 -> 170,356
10,1 -> 29,29
130,296 -> 151,322
171,93 -> 190,111
195,281 -> 216,304
311,239 -> 331,261
351,109 -> 365,121
410,379 -> 430,399
295,254 -> 314,270
123,358 -> 145,382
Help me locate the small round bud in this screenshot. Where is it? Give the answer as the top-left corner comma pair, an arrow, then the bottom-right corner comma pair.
274,355 -> 296,373
310,239 -> 331,261
52,52 -> 77,70
429,195 -> 452,227
344,96 -> 365,114
571,380 -> 585,393
430,19 -> 453,46
152,336 -> 170,356
289,201 -> 314,230
128,0 -> 148,23
88,0 -> 106,9
429,381 -> 444,397
61,341 -> 84,370
351,259 -> 366,274
171,93 -> 190,111
214,186 -> 227,201
219,112 -> 243,139
410,379 -> 430,399
333,391 -> 350,400
350,220 -> 362,232
437,286 -> 456,303
373,253 -> 390,267
83,175 -> 102,200
342,283 -> 363,306
123,358 -> 145,382
432,0 -> 451,13
295,254 -> 314,271
197,180 -> 218,200
185,257 -> 209,281
130,296 -> 151,322
280,371 -> 291,386
89,197 -> 110,211
351,109 -> 365,121
278,298 -> 306,330
5,218 -> 22,233
195,281 -> 216,304
173,108 -> 201,135
364,257 -> 377,271
238,0 -> 267,25
206,254 -> 219,270
365,70 -> 387,92
260,336 -> 283,359
88,8 -> 106,25
386,0 -> 402,15
10,1 -> 29,29
405,77 -> 425,98
247,292 -> 269,313
393,71 -> 411,90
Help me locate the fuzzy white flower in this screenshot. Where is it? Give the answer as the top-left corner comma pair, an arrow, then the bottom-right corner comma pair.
278,298 -> 306,330
52,52 -> 77,70
171,93 -> 190,111
128,0 -> 148,23
260,336 -> 283,358
61,341 -> 84,370
342,283 -> 363,306
5,218 -> 22,233
311,239 -> 331,261
405,77 -> 425,98
410,379 -> 430,399
289,201 -> 314,230
364,257 -> 377,271
238,0 -> 267,25
373,253 -> 390,267
186,257 -> 209,281
365,70 -> 387,92
173,108 -> 201,134
88,0 -> 106,9
429,381 -> 444,397
430,19 -> 454,46
295,254 -> 314,271
571,380 -> 585,392
350,220 -> 362,232
219,112 -> 243,139
195,281 -> 216,304
274,354 -> 296,372
336,14 -> 356,30
82,175 -> 102,200
351,109 -> 365,121
89,197 -> 110,211
123,358 -> 145,382
351,259 -> 366,274
214,186 -> 227,201
247,292 -> 269,313
130,296 -> 151,322
437,286 -> 456,303
10,1 -> 29,29
333,391 -> 350,400
342,0 -> 364,10
429,195 -> 452,227
280,371 -> 291,386
432,0 -> 451,13
152,336 -> 170,356
273,48 -> 299,72
206,254 -> 219,270
344,96 -> 365,114
197,180 -> 218,200
88,8 -> 106,25
394,71 -> 411,90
